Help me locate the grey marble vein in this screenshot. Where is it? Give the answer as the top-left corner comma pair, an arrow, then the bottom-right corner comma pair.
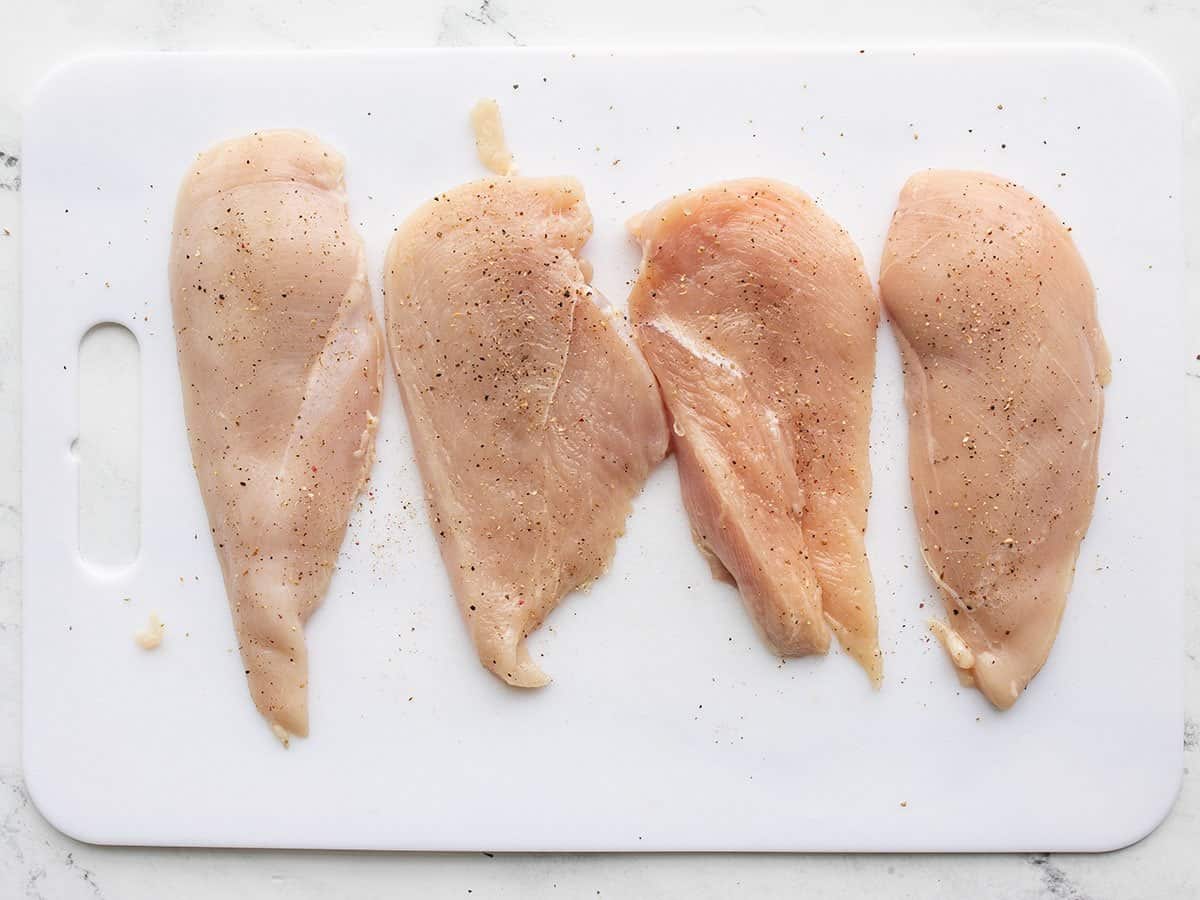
1029,854 -> 1090,900
2,774 -> 107,900
0,151 -> 18,192
436,1 -> 523,47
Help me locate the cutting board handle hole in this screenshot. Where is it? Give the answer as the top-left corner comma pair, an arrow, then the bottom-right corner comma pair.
77,323 -> 141,569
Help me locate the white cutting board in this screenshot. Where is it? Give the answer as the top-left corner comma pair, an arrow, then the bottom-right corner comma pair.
21,47 -> 1184,851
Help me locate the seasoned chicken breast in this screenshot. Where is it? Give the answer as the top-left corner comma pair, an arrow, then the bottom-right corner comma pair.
628,179 -> 882,681
880,170 -> 1110,709
170,130 -> 383,740
384,176 -> 668,687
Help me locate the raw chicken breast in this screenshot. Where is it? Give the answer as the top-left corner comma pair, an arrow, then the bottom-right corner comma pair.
170,131 -> 383,740
385,176 -> 668,687
879,170 -> 1110,709
628,179 -> 881,681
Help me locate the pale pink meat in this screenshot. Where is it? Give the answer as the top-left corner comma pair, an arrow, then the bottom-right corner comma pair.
628,179 -> 882,681
385,176 -> 668,687
170,130 -> 383,739
880,170 -> 1110,709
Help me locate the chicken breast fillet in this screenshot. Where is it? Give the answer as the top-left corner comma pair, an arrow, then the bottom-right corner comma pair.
628,179 -> 882,681
170,130 -> 383,739
879,170 -> 1110,709
384,176 -> 668,687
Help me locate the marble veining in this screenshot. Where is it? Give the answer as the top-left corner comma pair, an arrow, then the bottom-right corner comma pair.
0,151 -> 18,192
1029,854 -> 1091,900
437,1 -> 524,47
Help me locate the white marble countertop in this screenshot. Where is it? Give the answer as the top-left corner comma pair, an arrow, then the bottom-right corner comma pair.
1,1 -> 1197,897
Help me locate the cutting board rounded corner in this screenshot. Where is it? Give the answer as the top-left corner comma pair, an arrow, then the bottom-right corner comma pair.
1075,42 -> 1181,123
20,745 -> 114,848
25,52 -> 125,121
1095,752 -> 1186,853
